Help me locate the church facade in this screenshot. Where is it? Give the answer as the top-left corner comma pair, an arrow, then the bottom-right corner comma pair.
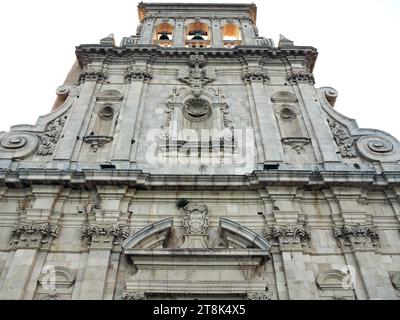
0,2 -> 399,300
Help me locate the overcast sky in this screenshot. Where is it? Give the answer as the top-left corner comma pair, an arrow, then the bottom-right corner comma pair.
0,0 -> 399,139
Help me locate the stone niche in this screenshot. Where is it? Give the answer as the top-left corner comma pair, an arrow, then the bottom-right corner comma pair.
120,204 -> 272,300
82,89 -> 123,153
271,91 -> 315,162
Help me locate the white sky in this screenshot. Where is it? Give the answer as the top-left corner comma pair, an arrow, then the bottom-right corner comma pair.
0,0 -> 399,139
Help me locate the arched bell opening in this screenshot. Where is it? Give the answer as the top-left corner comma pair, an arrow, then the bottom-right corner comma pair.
222,23 -> 242,47
154,23 -> 174,46
185,21 -> 210,47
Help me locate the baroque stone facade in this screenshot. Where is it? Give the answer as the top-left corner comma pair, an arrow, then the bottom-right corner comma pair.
0,2 -> 400,300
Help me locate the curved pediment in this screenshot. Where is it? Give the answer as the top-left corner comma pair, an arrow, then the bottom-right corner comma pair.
96,90 -> 123,102
219,217 -> 271,251
121,217 -> 173,250
316,269 -> 351,290
271,91 -> 298,103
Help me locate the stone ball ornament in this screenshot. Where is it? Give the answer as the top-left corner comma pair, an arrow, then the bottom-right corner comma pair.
0,131 -> 39,160
356,134 -> 400,162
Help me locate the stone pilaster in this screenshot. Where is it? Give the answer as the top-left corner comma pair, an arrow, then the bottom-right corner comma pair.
78,186 -> 128,300
0,185 -> 61,299
239,16 -> 255,45
329,187 -> 397,299
210,16 -> 223,47
173,17 -> 185,46
333,222 -> 397,299
140,16 -> 156,44
54,69 -> 106,162
112,66 -> 152,165
242,67 -> 284,163
264,187 -> 319,300
25,185 -> 63,222
293,81 -> 341,164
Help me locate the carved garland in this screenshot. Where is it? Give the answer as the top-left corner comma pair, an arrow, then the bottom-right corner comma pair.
37,115 -> 68,156
327,119 -> 358,158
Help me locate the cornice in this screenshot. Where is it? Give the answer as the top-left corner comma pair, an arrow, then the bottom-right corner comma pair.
75,44 -> 318,71
0,168 -> 398,190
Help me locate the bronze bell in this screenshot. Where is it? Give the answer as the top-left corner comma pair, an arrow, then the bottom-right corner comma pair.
192,32 -> 204,41
159,32 -> 170,40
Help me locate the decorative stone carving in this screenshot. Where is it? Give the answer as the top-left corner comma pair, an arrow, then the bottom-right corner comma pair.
37,115 -> 68,156
78,70 -> 108,84
327,119 -> 358,158
271,91 -> 298,104
287,72 -> 315,85
247,291 -> 273,300
183,203 -> 209,235
18,197 -> 31,212
333,223 -> 380,251
0,131 -> 39,160
125,67 -> 153,82
241,70 -> 269,83
182,98 -> 212,122
81,223 -> 129,249
83,135 -> 113,152
356,135 -> 400,162
181,203 -> 209,249
178,54 -> 216,97
9,222 -> 58,249
255,37 -> 274,47
121,291 -> 146,300
96,90 -> 123,102
281,137 -> 311,154
264,219 -> 311,251
38,266 -> 75,295
84,190 -> 102,214
323,87 -> 338,107
316,269 -> 353,290
279,107 -> 296,120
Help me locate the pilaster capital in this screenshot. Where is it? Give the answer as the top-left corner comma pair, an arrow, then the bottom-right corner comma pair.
9,222 -> 58,250
264,219 -> 311,252
78,69 -> 108,84
241,70 -> 269,84
125,68 -> 153,83
333,223 -> 380,252
81,223 -> 129,250
287,71 -> 315,85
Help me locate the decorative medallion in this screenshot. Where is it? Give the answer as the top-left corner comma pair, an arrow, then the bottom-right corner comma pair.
182,98 -> 212,122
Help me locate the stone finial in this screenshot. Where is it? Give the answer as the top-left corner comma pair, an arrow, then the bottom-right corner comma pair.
100,34 -> 116,46
278,34 -> 294,47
